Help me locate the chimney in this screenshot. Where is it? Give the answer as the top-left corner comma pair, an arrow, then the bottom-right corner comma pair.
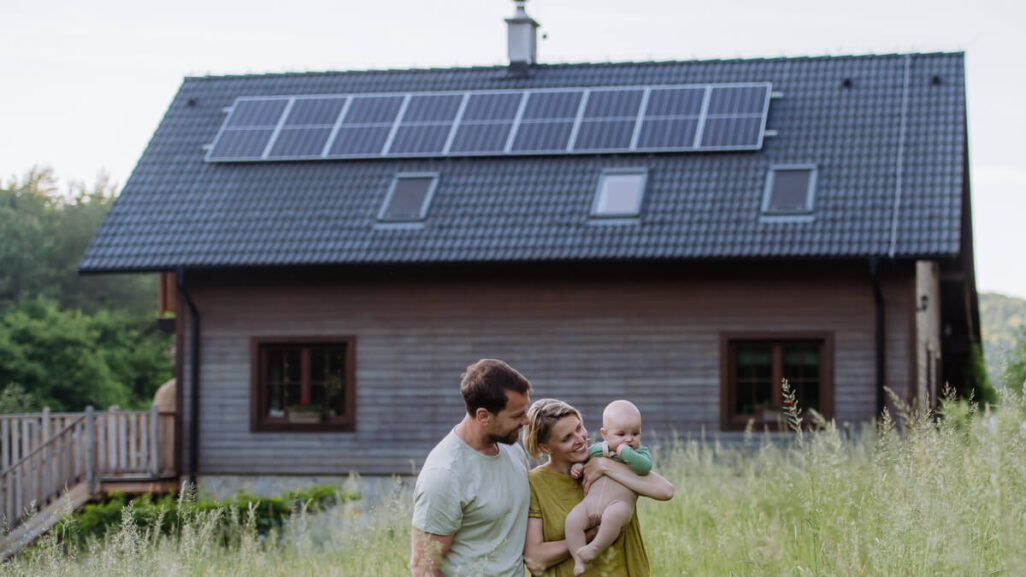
506,0 -> 539,75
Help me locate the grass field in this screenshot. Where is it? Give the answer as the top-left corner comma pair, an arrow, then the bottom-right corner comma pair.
5,391 -> 1026,576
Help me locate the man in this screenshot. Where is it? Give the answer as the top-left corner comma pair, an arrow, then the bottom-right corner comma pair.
410,359 -> 533,577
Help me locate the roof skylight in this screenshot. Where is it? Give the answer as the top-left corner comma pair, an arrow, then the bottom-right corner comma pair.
592,169 -> 648,218
379,173 -> 438,222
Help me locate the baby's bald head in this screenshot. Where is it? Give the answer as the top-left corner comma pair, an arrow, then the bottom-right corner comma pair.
601,399 -> 643,451
603,400 -> 641,426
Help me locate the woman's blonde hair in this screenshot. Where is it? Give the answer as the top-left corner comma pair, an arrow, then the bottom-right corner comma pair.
522,398 -> 582,459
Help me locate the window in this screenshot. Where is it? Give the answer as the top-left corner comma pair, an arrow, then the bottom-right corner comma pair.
720,333 -> 833,430
251,337 -> 356,432
379,173 -> 438,222
592,169 -> 648,218
762,166 -> 816,216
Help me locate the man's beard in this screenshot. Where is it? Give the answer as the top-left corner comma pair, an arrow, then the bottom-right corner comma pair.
490,428 -> 521,445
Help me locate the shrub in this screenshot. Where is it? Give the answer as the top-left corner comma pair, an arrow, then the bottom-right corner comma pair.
54,484 -> 359,550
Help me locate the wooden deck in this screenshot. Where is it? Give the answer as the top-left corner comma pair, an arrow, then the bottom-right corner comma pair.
0,406 -> 176,558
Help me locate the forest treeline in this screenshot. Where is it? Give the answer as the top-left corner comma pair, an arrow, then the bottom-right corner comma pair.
981,292 -> 1026,393
0,167 -> 172,413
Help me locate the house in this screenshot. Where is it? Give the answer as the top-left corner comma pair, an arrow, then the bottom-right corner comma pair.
79,2 -> 980,494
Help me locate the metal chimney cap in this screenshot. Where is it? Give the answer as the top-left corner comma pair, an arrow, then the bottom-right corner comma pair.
507,0 -> 535,23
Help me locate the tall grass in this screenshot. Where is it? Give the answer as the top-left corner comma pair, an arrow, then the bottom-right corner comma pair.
6,391 -> 1026,576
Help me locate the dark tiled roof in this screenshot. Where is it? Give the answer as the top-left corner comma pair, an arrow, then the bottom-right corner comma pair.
80,53 -> 967,272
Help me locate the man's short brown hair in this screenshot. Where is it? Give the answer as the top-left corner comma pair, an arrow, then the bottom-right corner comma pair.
460,359 -> 532,415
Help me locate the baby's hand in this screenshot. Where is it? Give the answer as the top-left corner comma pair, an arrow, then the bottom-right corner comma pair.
602,441 -> 610,458
570,463 -> 584,479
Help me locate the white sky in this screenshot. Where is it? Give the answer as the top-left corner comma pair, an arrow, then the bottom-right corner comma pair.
1,0 -> 1023,298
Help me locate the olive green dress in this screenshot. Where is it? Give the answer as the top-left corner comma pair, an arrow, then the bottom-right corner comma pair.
527,465 -> 650,577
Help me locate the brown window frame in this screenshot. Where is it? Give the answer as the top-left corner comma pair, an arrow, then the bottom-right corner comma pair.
250,336 -> 356,433
720,332 -> 834,431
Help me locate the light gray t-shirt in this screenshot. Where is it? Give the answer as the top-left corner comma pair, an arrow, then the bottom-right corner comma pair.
412,429 -> 531,577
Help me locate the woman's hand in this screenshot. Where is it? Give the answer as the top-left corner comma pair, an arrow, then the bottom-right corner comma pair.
582,458 -> 674,501
581,456 -> 611,495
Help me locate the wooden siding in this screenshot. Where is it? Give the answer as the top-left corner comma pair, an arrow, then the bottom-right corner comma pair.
177,263 -> 915,475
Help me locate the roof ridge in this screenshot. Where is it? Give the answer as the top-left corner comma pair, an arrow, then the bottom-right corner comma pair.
183,51 -> 965,81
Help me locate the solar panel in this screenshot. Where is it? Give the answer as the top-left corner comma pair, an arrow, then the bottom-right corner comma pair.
462,93 -> 522,121
269,127 -> 333,157
512,121 -> 575,152
449,123 -> 512,153
209,129 -> 274,159
583,89 -> 643,119
645,87 -> 705,117
574,120 -> 635,151
522,91 -> 583,120
284,97 -> 346,126
701,117 -> 763,148
637,118 -> 699,149
206,82 -> 771,162
403,94 -> 462,122
345,96 -> 403,124
390,125 -> 452,154
329,126 -> 392,155
227,99 -> 288,127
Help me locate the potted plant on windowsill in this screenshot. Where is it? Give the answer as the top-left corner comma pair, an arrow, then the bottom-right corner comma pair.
754,404 -> 786,426
287,400 -> 323,424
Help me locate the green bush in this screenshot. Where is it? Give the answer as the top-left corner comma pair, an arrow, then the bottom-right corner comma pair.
55,484 -> 360,550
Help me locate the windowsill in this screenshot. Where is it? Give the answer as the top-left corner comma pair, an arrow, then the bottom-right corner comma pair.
374,221 -> 426,230
722,415 -> 820,432
587,216 -> 641,226
252,419 -> 355,433
759,213 -> 815,224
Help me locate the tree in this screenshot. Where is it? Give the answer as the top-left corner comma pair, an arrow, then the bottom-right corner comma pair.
0,297 -> 171,411
1003,326 -> 1026,394
0,168 -> 56,310
0,168 -> 173,412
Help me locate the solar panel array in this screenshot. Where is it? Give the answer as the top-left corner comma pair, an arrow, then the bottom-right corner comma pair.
206,83 -> 772,162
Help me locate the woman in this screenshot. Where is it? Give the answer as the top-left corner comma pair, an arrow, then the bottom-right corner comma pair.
522,399 -> 674,577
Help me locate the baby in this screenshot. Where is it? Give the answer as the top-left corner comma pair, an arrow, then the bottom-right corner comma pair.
566,399 -> 652,576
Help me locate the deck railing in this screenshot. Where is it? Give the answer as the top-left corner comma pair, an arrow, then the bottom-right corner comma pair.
0,406 -> 175,528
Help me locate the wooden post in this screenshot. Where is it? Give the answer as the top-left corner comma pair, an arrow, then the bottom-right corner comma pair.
85,406 -> 95,496
149,404 -> 160,477
12,421 -> 20,521
21,418 -> 30,515
128,413 -> 137,470
117,409 -> 127,473
107,406 -> 119,473
1,419 -> 8,471
3,468 -> 10,529
41,407 -> 50,507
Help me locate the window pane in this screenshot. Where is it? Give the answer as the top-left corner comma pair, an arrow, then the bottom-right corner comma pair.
309,346 -> 348,418
268,382 -> 284,417
282,384 -> 301,409
734,344 -> 773,415
783,343 -> 821,412
767,169 -> 813,213
382,176 -> 434,221
326,349 -> 347,416
264,347 -> 301,418
737,346 -> 772,378
594,172 -> 646,217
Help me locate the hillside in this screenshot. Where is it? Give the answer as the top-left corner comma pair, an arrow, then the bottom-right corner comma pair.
980,292 -> 1026,386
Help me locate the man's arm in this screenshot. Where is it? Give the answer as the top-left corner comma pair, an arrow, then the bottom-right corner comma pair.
410,528 -> 455,577
582,458 -> 673,500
